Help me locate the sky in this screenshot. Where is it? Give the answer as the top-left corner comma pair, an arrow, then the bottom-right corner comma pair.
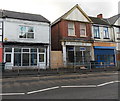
0,0 -> 119,22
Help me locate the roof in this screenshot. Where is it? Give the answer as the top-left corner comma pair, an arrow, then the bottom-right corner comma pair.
108,14 -> 120,25
89,16 -> 110,25
0,10 -> 50,23
52,4 -> 92,25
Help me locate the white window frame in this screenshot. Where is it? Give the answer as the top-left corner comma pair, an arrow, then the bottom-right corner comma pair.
93,26 -> 100,38
103,27 -> 109,39
80,23 -> 86,37
19,26 -> 34,39
4,48 -> 12,63
68,22 -> 75,36
38,48 -> 46,63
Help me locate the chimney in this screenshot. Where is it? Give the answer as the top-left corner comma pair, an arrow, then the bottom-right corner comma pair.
97,14 -> 103,18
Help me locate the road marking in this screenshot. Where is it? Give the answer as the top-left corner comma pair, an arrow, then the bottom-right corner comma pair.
27,86 -> 59,95
61,85 -> 97,88
97,81 -> 120,87
0,93 -> 25,96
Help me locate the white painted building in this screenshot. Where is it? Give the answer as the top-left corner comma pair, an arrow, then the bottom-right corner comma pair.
0,10 -> 50,69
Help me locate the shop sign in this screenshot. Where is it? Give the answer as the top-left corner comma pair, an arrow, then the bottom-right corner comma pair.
65,42 -> 91,46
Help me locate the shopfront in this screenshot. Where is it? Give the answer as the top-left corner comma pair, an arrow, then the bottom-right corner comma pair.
93,42 -> 116,67
3,45 -> 49,69
94,47 -> 115,65
62,41 -> 92,66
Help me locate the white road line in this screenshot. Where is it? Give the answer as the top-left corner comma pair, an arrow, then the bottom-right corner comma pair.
97,81 -> 120,87
0,93 -> 25,96
27,86 -> 59,95
61,85 -> 97,88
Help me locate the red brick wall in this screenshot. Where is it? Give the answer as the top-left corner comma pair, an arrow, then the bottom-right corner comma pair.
51,20 -> 92,51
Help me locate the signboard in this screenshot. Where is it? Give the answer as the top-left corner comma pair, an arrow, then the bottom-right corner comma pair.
65,42 -> 92,46
80,47 -> 86,51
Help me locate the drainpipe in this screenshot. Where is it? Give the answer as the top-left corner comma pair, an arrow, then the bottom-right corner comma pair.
49,23 -> 51,69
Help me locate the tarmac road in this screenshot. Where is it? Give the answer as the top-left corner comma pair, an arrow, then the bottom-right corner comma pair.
1,71 -> 120,101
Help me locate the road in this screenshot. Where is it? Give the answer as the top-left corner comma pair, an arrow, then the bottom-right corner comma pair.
1,71 -> 120,100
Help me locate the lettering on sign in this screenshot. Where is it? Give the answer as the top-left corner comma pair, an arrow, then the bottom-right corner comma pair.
65,42 -> 91,46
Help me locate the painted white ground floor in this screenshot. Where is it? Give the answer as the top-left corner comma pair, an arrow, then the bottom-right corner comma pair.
3,44 -> 50,69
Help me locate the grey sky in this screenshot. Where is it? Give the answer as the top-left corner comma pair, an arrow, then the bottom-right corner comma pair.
0,0 -> 119,22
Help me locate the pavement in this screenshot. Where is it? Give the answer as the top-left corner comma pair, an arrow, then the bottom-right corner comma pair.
2,66 -> 119,78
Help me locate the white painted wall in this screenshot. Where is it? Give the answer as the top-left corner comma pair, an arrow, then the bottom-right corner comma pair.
65,8 -> 89,22
92,25 -> 114,42
3,18 -> 50,44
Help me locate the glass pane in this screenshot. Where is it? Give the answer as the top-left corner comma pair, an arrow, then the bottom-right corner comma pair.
14,53 -> 21,66
28,27 -> 33,32
31,53 -> 37,65
20,26 -> 26,32
39,54 -> 44,62
31,49 -> 37,53
68,51 -> 74,63
19,32 -> 26,38
27,33 -> 34,38
39,48 -> 45,53
5,48 -> 12,52
22,53 -> 29,66
0,30 -> 2,35
23,49 -> 29,52
6,54 -> 11,62
14,48 -> 21,52
80,29 -> 85,36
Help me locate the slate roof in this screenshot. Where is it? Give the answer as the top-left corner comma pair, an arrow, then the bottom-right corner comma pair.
0,10 -> 50,23
89,16 -> 110,25
108,14 -> 120,25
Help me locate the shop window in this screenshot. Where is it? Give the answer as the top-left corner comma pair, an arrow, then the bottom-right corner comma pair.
39,48 -> 45,53
19,26 -> 34,39
39,54 -> 44,62
80,23 -> 86,37
5,48 -> 12,52
6,54 -> 11,62
94,26 -> 100,38
68,22 -> 75,36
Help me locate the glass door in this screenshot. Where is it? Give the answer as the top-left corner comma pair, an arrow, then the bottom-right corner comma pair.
38,48 -> 46,69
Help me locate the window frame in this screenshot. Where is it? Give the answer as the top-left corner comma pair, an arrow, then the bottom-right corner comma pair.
80,23 -> 86,37
68,22 -> 75,36
19,26 -> 34,39
93,25 -> 100,38
103,27 -> 109,39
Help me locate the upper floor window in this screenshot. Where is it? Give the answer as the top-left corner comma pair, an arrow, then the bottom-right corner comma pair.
93,26 -> 100,38
103,27 -> 109,39
19,26 -> 34,39
68,22 -> 75,36
116,27 -> 120,34
80,23 -> 86,37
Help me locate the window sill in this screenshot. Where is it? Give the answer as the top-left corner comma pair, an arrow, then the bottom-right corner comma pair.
68,35 -> 76,37
94,37 -> 100,39
80,36 -> 87,38
103,38 -> 110,39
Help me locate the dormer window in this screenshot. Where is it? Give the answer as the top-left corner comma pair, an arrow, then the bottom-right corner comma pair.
19,26 -> 34,39
103,27 -> 109,39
